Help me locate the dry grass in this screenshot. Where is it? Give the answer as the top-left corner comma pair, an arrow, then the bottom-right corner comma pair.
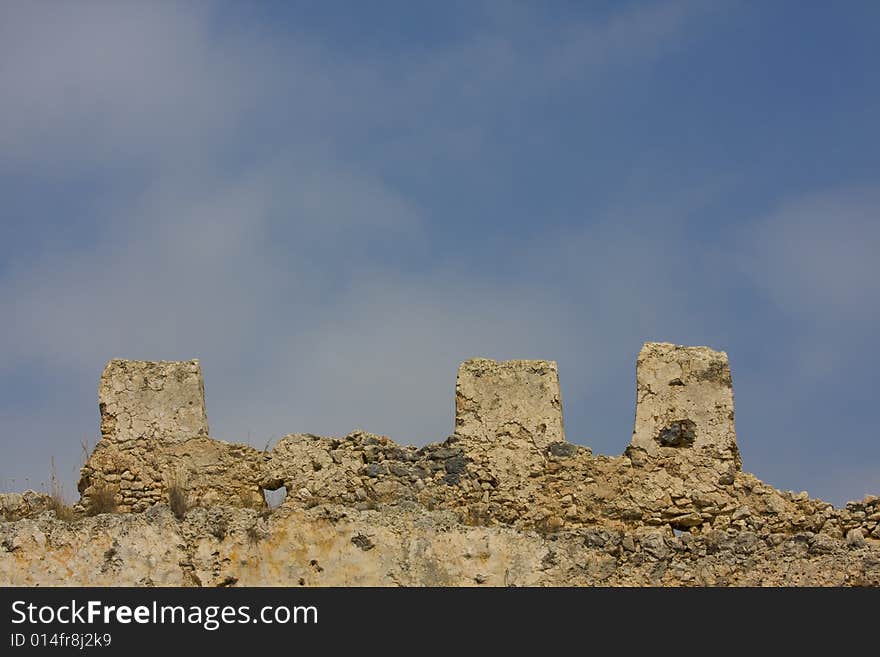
48,496 -> 76,522
168,485 -> 188,520
87,485 -> 117,516
80,438 -> 91,467
78,438 -> 118,516
162,467 -> 191,520
168,482 -> 189,521
47,457 -> 76,522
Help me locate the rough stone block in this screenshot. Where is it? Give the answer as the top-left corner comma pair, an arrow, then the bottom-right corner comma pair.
99,359 -> 209,445
0,491 -> 52,522
629,342 -> 741,470
455,359 -> 564,486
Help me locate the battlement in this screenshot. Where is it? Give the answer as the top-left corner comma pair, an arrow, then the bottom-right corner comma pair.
74,341 -> 750,522
3,342 -> 879,587
78,342 -> 749,516
69,344 -> 879,540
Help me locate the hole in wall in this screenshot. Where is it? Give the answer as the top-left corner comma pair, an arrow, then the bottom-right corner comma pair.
656,419 -> 696,448
264,487 -> 287,509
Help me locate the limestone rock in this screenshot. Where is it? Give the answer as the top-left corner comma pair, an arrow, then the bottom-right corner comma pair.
0,491 -> 52,522
1,503 -> 877,587
79,358 -> 264,513
99,359 -> 209,445
78,436 -> 266,513
455,359 -> 564,485
629,342 -> 741,471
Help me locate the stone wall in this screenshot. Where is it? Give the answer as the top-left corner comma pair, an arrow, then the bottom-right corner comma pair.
78,359 -> 265,513
2,343 -> 878,586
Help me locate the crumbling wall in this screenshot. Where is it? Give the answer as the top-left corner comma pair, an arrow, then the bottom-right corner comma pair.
70,349 -> 880,538
78,359 -> 265,513
262,431 -> 477,509
2,343 -> 878,586
206,349 -> 878,542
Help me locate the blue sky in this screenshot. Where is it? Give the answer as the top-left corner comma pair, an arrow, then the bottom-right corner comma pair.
1,0 -> 878,506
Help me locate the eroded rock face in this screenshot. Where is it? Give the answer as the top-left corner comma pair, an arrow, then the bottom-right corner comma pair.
2,502 -> 878,587
629,343 -> 741,472
3,346 -> 878,586
79,359 -> 265,513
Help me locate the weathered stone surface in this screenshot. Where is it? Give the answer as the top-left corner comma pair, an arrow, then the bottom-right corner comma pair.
629,342 -> 741,471
261,431 -> 477,511
99,359 -> 209,445
79,437 -> 266,514
0,491 -> 52,522
456,358 -> 564,449
455,359 -> 564,486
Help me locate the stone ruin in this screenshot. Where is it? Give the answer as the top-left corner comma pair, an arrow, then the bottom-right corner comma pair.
78,359 -> 265,513
70,342 -> 877,536
455,358 -> 565,487
628,342 -> 741,475
2,341 -> 878,586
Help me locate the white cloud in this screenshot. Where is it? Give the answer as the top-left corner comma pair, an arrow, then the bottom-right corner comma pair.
747,184 -> 880,320
1,160 -> 425,371
1,2 -> 221,164
740,183 -> 880,381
